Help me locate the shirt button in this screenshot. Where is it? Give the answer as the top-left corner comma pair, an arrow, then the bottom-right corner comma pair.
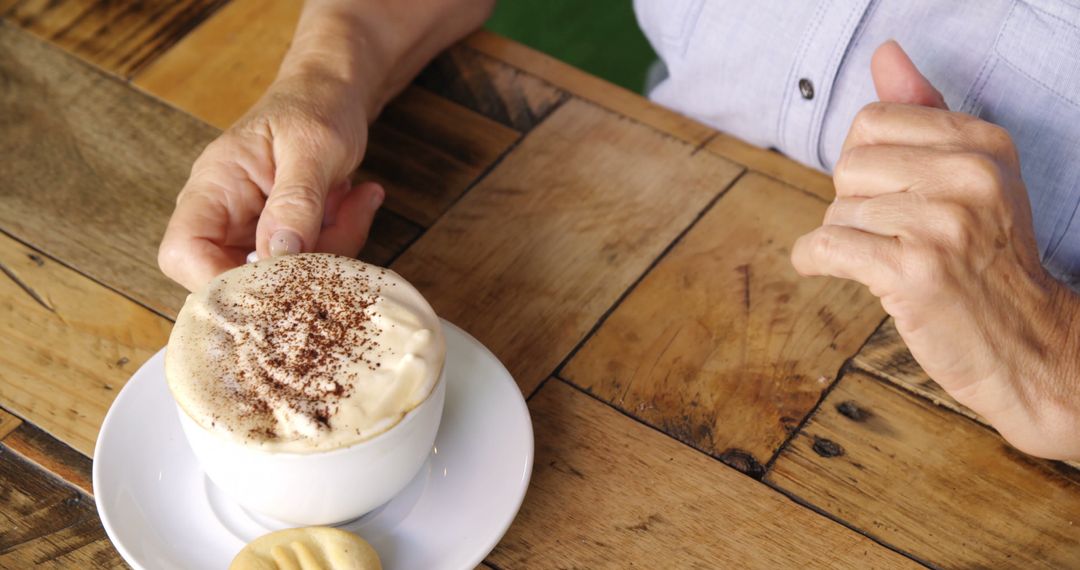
798,78 -> 814,100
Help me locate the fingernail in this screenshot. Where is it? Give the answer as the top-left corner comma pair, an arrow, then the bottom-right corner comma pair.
370,186 -> 385,208
245,250 -> 260,264
269,229 -> 302,257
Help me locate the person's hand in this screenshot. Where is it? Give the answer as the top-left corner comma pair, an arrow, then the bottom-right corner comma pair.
158,72 -> 385,292
792,41 -> 1080,459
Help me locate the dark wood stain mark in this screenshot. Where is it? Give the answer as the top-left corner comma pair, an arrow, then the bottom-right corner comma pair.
0,260 -> 55,312
26,252 -> 44,266
415,45 -> 567,132
0,443 -> 121,566
624,513 -> 665,533
548,459 -> 586,480
718,448 -> 766,479
357,209 -> 424,267
736,263 -> 751,312
811,436 -> 845,458
4,0 -> 232,78
2,422 -> 93,496
836,400 -> 872,422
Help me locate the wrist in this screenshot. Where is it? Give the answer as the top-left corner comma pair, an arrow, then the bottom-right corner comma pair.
1021,277 -> 1080,459
276,0 -> 388,118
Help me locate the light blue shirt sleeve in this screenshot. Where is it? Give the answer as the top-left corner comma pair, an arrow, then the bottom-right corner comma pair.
636,0 -> 1080,288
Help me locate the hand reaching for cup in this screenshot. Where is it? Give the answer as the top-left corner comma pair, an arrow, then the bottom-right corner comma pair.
158,72 -> 385,292
792,41 -> 1080,459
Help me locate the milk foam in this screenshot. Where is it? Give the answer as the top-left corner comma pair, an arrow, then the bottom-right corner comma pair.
166,254 -> 445,453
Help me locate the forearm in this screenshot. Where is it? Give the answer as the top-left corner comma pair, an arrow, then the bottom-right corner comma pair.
278,0 -> 495,118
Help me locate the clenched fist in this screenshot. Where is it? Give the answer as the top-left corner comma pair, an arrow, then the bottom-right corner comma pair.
792,41 -> 1080,459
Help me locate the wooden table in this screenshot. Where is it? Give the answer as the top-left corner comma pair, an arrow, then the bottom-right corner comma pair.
1,2 -> 1078,568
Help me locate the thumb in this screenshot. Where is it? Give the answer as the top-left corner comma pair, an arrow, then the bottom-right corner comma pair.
871,40 -> 948,109
256,151 -> 332,259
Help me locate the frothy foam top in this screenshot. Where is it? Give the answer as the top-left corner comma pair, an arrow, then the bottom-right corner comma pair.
166,254 -> 445,453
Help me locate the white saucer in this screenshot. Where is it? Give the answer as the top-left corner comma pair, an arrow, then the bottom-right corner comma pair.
94,321 -> 533,570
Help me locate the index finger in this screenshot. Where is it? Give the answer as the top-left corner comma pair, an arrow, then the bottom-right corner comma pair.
158,179 -> 257,292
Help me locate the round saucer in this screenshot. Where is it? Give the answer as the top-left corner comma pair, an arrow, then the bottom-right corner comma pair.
94,320 -> 533,569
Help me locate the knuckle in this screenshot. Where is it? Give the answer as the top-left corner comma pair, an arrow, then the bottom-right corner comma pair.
951,152 -> 1005,195
810,227 -> 840,262
932,202 -> 975,249
157,239 -> 184,279
941,110 -> 978,135
285,115 -> 358,166
832,147 -> 863,192
269,185 -> 324,218
900,241 -> 950,285
978,122 -> 1014,152
851,103 -> 889,139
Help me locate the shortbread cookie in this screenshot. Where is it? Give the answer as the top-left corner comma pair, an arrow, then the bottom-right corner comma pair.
229,527 -> 381,570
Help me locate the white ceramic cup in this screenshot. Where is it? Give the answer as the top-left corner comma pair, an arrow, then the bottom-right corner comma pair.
176,369 -> 446,526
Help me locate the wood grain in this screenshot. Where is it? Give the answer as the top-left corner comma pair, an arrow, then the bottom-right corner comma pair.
491,379 -> 917,568
0,23 -> 420,316
0,233 -> 172,456
705,135 -> 835,202
3,0 -> 228,78
135,2 -> 567,135
851,318 -> 1080,471
3,422 -> 94,496
0,406 -> 21,441
361,86 -> 521,227
562,173 -> 884,475
0,444 -> 123,568
414,44 -> 567,132
463,30 -> 844,203
852,318 -> 977,420
391,98 -> 743,395
0,21 -> 213,315
768,370 -> 1080,568
464,30 -> 714,146
132,0 -> 302,129
358,210 -> 423,267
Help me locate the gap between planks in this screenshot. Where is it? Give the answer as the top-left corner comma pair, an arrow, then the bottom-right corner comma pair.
545,375 -> 935,569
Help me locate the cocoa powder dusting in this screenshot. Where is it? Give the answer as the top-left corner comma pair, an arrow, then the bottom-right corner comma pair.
211,255 -> 384,441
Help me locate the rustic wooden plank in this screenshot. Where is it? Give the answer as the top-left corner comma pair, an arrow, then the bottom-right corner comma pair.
358,210 -> 422,267
0,21 -> 213,315
3,422 -> 94,497
414,44 -> 567,132
134,1 -> 567,134
391,98 -> 743,395
0,24 -> 418,316
2,0 -> 228,78
851,318 -> 1080,471
768,370 -> 1080,568
705,135 -> 835,202
562,173 -> 883,475
0,233 -> 172,456
464,29 -> 714,146
491,379 -> 917,568
0,406 -> 21,441
463,30 -> 844,202
360,86 -> 521,227
131,0 -> 302,130
0,444 -> 123,568
852,318 -> 976,420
